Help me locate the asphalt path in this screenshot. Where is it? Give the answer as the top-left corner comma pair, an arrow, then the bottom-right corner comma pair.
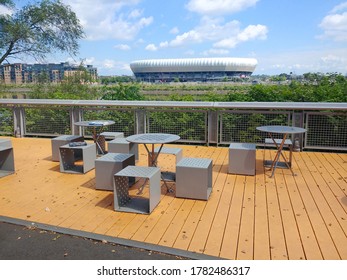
0,222 -> 188,260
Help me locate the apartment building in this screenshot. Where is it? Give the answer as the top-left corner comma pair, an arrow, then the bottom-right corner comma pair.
0,62 -> 98,84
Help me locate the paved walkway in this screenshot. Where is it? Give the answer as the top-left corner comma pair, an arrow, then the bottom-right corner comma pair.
0,221 -> 189,260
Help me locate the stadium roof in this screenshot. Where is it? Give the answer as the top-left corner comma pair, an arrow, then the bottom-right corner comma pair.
130,57 -> 257,74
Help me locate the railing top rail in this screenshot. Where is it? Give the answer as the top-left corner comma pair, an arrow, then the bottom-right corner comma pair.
214,102 -> 347,110
0,99 -> 214,108
1,99 -> 347,110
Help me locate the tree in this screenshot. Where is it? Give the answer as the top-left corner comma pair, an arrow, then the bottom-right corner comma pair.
102,83 -> 143,101
0,0 -> 84,65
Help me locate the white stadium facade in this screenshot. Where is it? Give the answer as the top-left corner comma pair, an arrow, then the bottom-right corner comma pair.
130,57 -> 257,82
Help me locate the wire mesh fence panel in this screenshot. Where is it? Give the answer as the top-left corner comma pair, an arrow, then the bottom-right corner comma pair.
147,110 -> 207,143
82,109 -> 135,137
25,107 -> 71,136
305,112 -> 347,150
0,108 -> 13,135
219,110 -> 292,144
3,100 -> 347,151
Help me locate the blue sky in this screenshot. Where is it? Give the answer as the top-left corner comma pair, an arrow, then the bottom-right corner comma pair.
3,0 -> 347,76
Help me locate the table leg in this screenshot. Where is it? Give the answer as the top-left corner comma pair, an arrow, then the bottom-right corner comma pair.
269,134 -> 294,177
143,143 -> 173,193
93,126 -> 106,155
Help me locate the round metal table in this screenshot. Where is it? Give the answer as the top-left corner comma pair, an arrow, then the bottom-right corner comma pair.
256,125 -> 306,177
74,120 -> 115,154
126,133 -> 180,192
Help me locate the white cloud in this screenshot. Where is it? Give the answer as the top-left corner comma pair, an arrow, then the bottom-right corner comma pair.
128,9 -> 143,19
145,44 -> 158,51
320,54 -> 347,71
186,0 -> 259,16
158,18 -> 239,48
149,17 -> 267,51
0,5 -> 13,15
114,44 -> 131,51
201,48 -> 230,56
84,57 -> 96,65
255,48 -> 347,75
319,3 -> 347,42
170,30 -> 203,47
99,59 -> 129,70
330,2 -> 347,13
214,24 -> 268,48
102,59 -> 116,69
184,50 -> 195,56
159,41 -> 169,48
170,27 -> 180,34
62,0 -> 153,41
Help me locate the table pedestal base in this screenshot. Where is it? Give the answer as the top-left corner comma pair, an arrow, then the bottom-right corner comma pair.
161,171 -> 176,182
264,160 -> 291,169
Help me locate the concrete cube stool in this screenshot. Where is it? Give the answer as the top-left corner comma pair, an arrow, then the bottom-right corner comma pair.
0,139 -> 15,178
100,131 -> 124,140
108,138 -> 138,160
51,135 -> 84,161
113,166 -> 161,214
59,143 -> 96,174
99,132 -> 124,153
95,153 -> 135,191
150,146 -> 183,165
228,143 -> 256,175
176,157 -> 213,200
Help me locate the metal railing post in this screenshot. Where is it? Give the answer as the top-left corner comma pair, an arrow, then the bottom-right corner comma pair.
135,109 -> 146,134
292,111 -> 305,151
208,110 -> 218,146
70,107 -> 83,135
13,106 -> 25,137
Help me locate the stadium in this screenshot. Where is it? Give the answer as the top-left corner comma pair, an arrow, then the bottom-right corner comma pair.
130,57 -> 257,82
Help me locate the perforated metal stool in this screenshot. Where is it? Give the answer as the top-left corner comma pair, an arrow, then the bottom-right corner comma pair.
59,143 -> 96,174
176,157 -> 213,200
113,166 -> 161,214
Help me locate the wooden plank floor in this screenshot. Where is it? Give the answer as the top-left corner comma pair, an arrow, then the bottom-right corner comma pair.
0,137 -> 346,260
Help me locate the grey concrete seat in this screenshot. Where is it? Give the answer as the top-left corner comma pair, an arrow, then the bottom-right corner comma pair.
113,166 -> 161,214
176,157 -> 213,200
51,135 -> 84,161
59,143 -> 96,174
95,153 -> 135,191
150,146 -> 183,165
99,131 -> 124,140
0,139 -> 15,178
108,138 -> 138,160
99,132 -> 124,153
228,143 -> 256,175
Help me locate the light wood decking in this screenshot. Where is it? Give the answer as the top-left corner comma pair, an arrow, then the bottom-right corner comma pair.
0,137 -> 346,260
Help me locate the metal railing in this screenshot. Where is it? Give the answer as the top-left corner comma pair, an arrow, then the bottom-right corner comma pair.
1,99 -> 347,151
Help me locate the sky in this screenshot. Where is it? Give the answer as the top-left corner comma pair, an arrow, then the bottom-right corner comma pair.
3,0 -> 347,76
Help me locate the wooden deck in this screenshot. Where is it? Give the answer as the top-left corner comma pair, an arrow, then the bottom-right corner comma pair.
0,137 -> 346,260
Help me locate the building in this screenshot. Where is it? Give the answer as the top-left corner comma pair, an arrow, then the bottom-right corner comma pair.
130,57 -> 257,82
0,62 -> 98,84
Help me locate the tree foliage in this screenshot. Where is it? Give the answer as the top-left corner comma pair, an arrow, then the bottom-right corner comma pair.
101,83 -> 144,101
0,0 -> 84,64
